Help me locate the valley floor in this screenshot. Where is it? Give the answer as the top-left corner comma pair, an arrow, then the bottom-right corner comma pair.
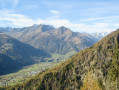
0,51 -> 76,87
0,62 -> 58,86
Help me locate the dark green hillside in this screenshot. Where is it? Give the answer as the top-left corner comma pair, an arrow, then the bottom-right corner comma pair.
0,54 -> 20,75
0,33 -> 49,75
4,29 -> 119,90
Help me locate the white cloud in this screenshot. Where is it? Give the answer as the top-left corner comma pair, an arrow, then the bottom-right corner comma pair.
80,16 -> 119,22
0,11 -> 118,33
49,10 -> 60,18
115,24 -> 119,26
50,10 -> 59,14
93,23 -> 109,27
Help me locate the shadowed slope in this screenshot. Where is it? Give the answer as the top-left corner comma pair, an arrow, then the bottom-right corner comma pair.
0,33 -> 50,75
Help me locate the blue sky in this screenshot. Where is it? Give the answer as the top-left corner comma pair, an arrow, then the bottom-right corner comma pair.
0,0 -> 119,33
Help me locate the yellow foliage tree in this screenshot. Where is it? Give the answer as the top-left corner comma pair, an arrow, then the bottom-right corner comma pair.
81,72 -> 102,90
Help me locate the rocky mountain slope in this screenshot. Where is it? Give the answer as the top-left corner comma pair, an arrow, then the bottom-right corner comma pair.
0,33 -> 49,75
4,29 -> 119,90
7,24 -> 96,55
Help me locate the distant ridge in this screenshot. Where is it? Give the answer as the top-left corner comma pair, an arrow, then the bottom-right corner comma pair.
7,24 -> 97,55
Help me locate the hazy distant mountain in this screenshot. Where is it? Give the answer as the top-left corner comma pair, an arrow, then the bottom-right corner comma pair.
91,32 -> 110,40
7,24 -> 97,55
6,28 -> 119,90
0,27 -> 12,33
0,33 -> 49,75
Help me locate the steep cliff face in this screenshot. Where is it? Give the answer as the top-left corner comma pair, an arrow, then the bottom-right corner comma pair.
4,29 -> 119,90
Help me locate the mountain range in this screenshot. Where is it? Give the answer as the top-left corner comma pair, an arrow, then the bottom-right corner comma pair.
7,24 -> 98,54
0,24 -> 98,75
3,28 -> 119,90
0,24 -> 116,90
0,24 -> 109,75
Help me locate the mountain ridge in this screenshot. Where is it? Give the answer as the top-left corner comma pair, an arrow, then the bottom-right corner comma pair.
7,24 -> 97,55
